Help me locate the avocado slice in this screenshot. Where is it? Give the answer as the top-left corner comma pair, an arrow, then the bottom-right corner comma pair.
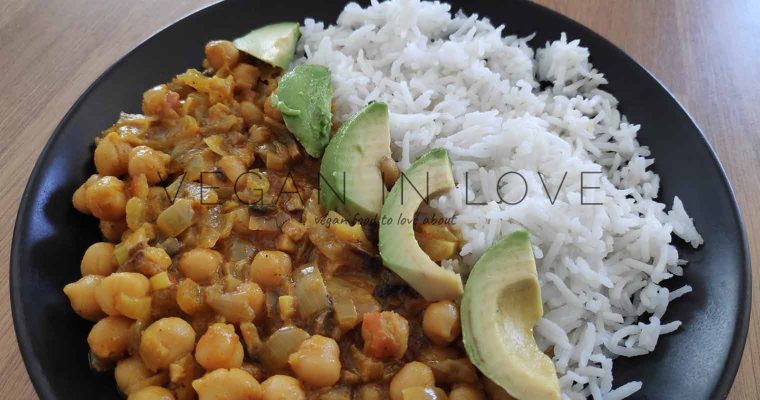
378,148 -> 463,301
461,230 -> 560,400
272,64 -> 332,157
233,22 -> 300,69
320,102 -> 391,219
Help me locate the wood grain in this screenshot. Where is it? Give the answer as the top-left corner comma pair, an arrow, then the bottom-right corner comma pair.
0,0 -> 757,398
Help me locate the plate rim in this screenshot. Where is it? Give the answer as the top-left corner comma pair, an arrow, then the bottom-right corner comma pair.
10,0 -> 751,399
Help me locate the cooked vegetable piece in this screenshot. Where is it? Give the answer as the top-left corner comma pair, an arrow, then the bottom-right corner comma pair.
278,295 -> 296,321
349,345 -> 384,382
259,326 -> 310,371
240,322 -> 263,358
361,311 -> 409,360
326,211 -> 375,254
293,264 -> 331,319
156,199 -> 195,237
327,276 -> 380,331
149,272 -> 173,291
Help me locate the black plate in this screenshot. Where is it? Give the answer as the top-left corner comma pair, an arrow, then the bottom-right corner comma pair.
11,0 -> 751,399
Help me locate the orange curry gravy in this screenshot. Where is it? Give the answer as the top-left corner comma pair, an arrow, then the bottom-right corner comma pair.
64,40 -> 489,400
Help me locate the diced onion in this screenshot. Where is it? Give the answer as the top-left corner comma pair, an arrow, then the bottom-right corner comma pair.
294,265 -> 331,319
259,326 -> 310,371
157,199 -> 195,237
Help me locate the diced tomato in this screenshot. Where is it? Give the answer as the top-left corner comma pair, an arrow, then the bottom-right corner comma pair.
361,311 -> 409,359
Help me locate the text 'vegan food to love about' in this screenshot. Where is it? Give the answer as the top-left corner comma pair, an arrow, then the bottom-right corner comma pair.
61,1 -> 707,399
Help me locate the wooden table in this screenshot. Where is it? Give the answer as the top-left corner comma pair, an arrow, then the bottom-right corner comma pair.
0,0 -> 757,398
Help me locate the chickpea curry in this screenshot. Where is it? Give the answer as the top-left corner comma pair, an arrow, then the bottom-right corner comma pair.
62,23 -> 532,400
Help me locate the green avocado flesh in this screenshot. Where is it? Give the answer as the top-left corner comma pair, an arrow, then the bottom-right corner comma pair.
320,102 -> 391,219
272,64 -> 333,158
461,230 -> 560,400
233,22 -> 300,69
378,148 -> 463,301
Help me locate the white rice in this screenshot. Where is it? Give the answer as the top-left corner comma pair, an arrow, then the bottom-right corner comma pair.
295,0 -> 703,398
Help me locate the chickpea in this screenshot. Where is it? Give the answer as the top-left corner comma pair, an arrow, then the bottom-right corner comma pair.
63,275 -> 105,321
232,63 -> 260,88
449,384 -> 486,400
195,323 -> 244,370
87,315 -> 133,359
128,386 -> 175,400
281,219 -> 306,241
178,248 -> 222,284
389,362 -> 435,400
249,250 -> 291,289
135,246 -> 173,277
95,132 -> 132,177
128,146 -> 170,185
81,242 -> 118,276
139,317 -> 196,371
205,282 -> 265,324
85,175 -> 128,221
95,272 -> 150,316
356,385 -> 384,400
288,335 -> 341,388
262,98 -> 283,122
261,375 -> 306,400
379,156 -> 401,190
142,85 -> 180,117
205,40 -> 240,71
240,101 -> 264,126
115,356 -> 166,395
72,174 -> 99,214
192,368 -> 261,400
422,300 -> 461,345
100,218 -> 128,243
